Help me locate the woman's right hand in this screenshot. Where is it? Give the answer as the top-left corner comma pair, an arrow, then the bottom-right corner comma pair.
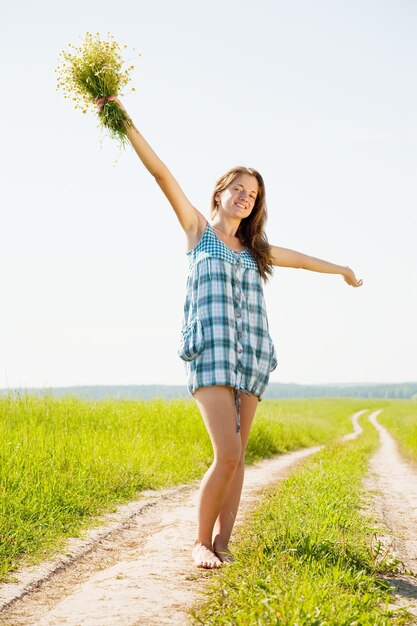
107,96 -> 127,113
95,95 -> 127,114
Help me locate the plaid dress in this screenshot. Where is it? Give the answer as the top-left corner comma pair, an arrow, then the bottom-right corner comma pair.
178,222 -> 277,432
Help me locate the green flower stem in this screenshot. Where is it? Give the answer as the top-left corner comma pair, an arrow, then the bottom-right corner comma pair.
98,101 -> 133,146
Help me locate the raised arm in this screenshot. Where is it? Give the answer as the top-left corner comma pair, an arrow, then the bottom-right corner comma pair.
108,97 -> 206,239
269,244 -> 363,287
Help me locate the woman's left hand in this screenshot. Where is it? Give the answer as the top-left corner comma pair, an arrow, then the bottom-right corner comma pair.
343,267 -> 363,288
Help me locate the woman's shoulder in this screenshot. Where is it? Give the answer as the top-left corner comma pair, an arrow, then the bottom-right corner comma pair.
186,220 -> 209,254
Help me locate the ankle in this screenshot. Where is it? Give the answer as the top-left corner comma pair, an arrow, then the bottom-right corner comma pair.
213,533 -> 226,545
194,539 -> 213,550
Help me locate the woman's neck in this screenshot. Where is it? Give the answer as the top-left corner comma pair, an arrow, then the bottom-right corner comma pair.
210,218 -> 240,239
210,221 -> 245,252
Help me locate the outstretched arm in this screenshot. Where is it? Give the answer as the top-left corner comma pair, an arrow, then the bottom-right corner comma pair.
269,245 -> 363,287
107,97 -> 206,237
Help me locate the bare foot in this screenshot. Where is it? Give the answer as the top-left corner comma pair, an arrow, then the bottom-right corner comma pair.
192,542 -> 222,569
213,541 -> 235,564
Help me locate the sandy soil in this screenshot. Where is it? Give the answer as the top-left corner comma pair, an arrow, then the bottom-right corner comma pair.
365,410 -> 417,621
2,408 -> 416,625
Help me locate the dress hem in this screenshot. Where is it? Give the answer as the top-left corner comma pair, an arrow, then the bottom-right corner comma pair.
188,382 -> 263,402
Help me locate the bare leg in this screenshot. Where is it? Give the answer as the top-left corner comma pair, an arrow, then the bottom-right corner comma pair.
192,386 -> 242,569
213,392 -> 259,562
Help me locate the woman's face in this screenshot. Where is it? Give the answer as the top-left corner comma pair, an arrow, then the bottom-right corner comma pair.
216,173 -> 259,220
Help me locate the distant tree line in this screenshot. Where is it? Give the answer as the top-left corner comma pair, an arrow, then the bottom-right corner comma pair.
265,382 -> 417,400
1,382 -> 417,400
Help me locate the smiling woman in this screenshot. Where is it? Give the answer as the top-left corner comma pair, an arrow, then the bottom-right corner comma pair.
209,167 -> 273,279
89,94 -> 363,571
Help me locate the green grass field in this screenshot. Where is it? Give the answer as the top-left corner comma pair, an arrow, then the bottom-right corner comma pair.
378,400 -> 417,465
192,416 -> 410,625
0,395 -> 374,580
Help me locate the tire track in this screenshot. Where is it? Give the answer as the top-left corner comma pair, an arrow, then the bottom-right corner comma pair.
366,410 -> 417,620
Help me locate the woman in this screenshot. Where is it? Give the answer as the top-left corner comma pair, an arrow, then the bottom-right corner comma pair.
104,97 -> 363,569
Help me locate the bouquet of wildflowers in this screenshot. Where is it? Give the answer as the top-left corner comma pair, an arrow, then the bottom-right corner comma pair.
56,32 -> 137,146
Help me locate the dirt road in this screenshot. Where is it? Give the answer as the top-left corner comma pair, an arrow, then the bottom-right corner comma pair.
1,409 -> 417,625
365,410 -> 417,620
0,443 -> 325,625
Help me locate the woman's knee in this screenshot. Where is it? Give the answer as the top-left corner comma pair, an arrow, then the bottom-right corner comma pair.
237,450 -> 246,469
214,448 -> 242,473
240,442 -> 250,462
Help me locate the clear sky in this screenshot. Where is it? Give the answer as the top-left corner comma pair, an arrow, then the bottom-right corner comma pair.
1,0 -> 416,389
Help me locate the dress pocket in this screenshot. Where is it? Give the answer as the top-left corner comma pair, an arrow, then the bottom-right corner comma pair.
178,316 -> 205,362
268,334 -> 278,372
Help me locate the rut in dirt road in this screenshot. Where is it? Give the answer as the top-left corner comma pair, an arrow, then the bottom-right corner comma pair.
366,410 -> 417,619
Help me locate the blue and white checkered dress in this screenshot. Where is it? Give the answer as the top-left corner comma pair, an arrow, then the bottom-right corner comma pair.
178,222 -> 277,431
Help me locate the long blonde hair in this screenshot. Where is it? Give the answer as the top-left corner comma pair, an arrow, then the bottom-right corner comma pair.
210,166 -> 273,281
